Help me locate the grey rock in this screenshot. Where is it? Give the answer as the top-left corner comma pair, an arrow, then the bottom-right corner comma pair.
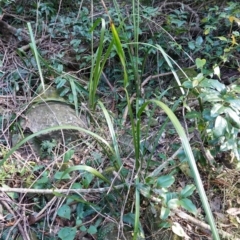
21,101 -> 88,142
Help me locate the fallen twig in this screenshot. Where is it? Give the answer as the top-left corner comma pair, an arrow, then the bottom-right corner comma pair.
174,209 -> 240,240
0,183 -> 129,194
0,193 -> 30,240
140,191 -> 240,240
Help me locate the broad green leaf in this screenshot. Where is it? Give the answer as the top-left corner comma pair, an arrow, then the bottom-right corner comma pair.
170,19 -> 185,27
72,183 -> 82,189
76,203 -> 84,219
185,111 -> 201,119
123,213 -> 135,225
204,28 -> 210,35
196,36 -> 203,46
179,198 -> 197,214
55,77 -> 66,88
209,80 -> 225,92
182,81 -> 193,89
57,205 -> 71,220
231,85 -> 240,93
160,206 -> 170,220
159,221 -> 171,228
167,199 -> 180,209
160,192 -> 179,204
63,149 -> 75,162
137,183 -> 151,198
35,176 -> 49,184
54,171 -> 71,180
200,92 -> 222,102
58,227 -> 76,240
199,79 -> 225,92
87,225 -> 97,234
193,73 -> 205,81
180,184 -> 196,198
224,108 -> 240,127
202,109 -> 215,121
198,79 -> 214,88
76,219 -> 82,225
172,222 -> 185,237
210,103 -> 225,117
227,99 -> 240,112
188,41 -> 195,50
80,226 -> 87,232
220,138 -> 236,151
156,175 -> 175,188
82,172 -> 94,188
213,116 -> 227,137
195,58 -> 206,69
217,36 -> 228,41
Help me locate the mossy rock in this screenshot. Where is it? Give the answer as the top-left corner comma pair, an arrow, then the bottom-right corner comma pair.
20,101 -> 88,142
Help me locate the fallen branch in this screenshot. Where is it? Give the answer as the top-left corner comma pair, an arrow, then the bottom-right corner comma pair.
0,19 -> 29,42
174,209 -> 240,240
18,35 -> 50,51
0,183 -> 129,194
142,191 -> 240,240
0,182 -> 238,239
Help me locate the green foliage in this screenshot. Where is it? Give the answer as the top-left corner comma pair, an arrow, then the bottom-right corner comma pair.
58,227 -> 76,240
40,139 -> 57,157
57,204 -> 71,219
182,56 -> 240,167
88,19 -> 114,109
2,1 -> 240,239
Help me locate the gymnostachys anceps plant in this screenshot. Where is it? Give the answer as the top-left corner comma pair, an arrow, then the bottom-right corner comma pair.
4,3 -> 220,239
88,18 -> 114,110
102,2 -> 220,239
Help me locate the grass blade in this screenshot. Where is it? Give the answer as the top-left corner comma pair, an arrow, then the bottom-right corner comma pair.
98,101 -> 122,169
27,22 -> 45,91
69,78 -> 78,116
1,125 -> 114,166
61,165 -> 110,184
137,100 -> 220,240
156,44 -> 185,95
89,18 -> 114,109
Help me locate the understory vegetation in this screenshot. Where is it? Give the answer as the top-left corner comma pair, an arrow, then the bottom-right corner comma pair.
0,0 -> 240,239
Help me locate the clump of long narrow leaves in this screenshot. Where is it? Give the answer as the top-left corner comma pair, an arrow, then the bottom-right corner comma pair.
107,7 -> 220,240
98,101 -> 122,169
3,5 -> 220,240
27,23 -> 45,91
88,18 -> 114,110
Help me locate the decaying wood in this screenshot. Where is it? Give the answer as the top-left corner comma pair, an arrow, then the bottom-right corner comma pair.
0,19 -> 29,43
